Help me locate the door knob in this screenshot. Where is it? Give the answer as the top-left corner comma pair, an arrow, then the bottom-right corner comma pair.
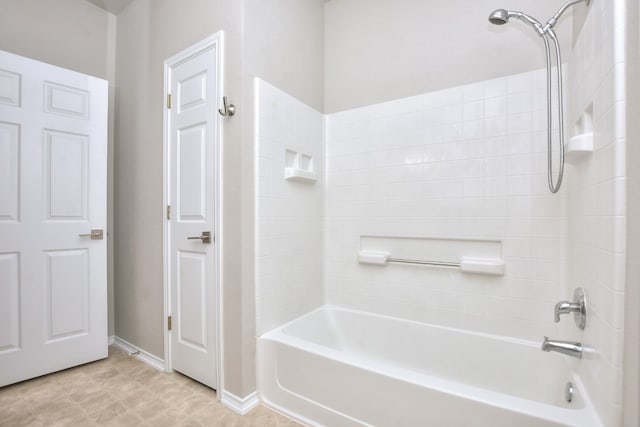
79,229 -> 103,240
187,231 -> 212,244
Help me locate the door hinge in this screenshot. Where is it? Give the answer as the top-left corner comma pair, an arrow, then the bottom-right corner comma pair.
166,205 -> 171,220
168,316 -> 172,331
167,93 -> 172,109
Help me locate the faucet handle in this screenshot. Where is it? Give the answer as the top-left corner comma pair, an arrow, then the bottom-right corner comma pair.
554,288 -> 587,329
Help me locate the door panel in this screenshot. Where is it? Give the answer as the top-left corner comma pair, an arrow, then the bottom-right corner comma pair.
44,81 -> 90,120
0,253 -> 20,352
178,124 -> 207,221
168,41 -> 219,390
178,72 -> 207,112
177,250 -> 207,350
0,122 -> 19,221
0,50 -> 107,387
45,130 -> 88,219
0,69 -> 21,106
46,249 -> 89,341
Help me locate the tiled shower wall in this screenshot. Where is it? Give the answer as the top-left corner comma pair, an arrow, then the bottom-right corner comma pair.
567,0 -> 626,425
324,69 -> 567,342
255,79 -> 324,336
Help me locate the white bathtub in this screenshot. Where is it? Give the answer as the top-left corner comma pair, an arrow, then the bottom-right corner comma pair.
257,306 -> 602,427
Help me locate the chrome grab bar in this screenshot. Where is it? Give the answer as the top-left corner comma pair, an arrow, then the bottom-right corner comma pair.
386,257 -> 460,268
357,250 -> 505,275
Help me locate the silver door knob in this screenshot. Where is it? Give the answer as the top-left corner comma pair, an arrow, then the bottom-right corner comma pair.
79,229 -> 104,240
187,231 -> 212,244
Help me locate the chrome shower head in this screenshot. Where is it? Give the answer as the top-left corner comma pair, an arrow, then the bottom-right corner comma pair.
488,9 -> 544,35
488,9 -> 509,25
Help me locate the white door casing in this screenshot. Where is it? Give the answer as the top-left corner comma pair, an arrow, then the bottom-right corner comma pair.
0,50 -> 108,386
164,34 -> 222,390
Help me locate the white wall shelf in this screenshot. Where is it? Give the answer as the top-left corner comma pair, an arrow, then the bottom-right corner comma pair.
284,149 -> 317,183
566,132 -> 593,162
285,167 -> 318,182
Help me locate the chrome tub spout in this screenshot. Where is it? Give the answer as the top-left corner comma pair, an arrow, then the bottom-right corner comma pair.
541,337 -> 583,359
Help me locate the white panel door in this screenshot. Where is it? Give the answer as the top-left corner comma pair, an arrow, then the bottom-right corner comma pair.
0,50 -> 108,386
168,41 -> 219,389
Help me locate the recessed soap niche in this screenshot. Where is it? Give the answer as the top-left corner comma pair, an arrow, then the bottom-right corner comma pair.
567,103 -> 593,162
285,148 -> 317,183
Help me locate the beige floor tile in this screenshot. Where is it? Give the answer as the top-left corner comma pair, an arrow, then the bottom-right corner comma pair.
102,411 -> 147,427
0,346 -> 301,426
0,412 -> 46,427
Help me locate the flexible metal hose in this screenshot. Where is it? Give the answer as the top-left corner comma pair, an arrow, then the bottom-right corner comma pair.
541,31 -> 565,193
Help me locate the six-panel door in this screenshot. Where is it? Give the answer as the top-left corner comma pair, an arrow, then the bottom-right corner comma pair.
168,44 -> 219,389
0,50 -> 108,386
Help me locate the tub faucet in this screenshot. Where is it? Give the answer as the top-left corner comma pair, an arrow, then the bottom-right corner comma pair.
541,336 -> 583,358
554,287 -> 587,329
554,300 -> 581,322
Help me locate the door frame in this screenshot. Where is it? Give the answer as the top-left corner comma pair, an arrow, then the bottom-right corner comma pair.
162,32 -> 224,393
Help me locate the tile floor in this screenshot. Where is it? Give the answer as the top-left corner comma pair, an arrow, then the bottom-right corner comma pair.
0,346 -> 301,427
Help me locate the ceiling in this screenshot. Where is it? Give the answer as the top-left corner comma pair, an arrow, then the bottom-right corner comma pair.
85,0 -> 136,14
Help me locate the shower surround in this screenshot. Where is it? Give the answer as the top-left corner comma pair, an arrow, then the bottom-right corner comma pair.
255,1 -> 626,425
324,67 -> 566,342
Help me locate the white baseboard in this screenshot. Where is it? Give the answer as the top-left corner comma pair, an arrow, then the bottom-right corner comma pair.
221,390 -> 259,415
111,336 -> 165,372
108,335 -> 115,345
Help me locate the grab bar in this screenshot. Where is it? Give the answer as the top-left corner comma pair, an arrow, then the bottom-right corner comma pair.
357,250 -> 505,276
386,257 -> 460,268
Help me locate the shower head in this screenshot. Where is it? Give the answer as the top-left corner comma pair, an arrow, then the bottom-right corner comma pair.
488,9 -> 544,35
490,1 -> 590,35
488,9 -> 509,25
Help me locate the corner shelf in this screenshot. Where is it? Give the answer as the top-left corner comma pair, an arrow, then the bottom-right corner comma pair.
284,149 -> 317,183
565,132 -> 593,162
284,167 -> 318,183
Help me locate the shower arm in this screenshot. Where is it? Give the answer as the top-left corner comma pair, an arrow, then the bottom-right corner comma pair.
542,0 -> 590,34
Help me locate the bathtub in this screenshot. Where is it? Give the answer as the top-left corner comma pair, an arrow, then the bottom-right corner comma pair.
257,306 -> 602,427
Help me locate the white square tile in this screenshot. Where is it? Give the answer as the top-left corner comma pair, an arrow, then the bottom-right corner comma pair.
507,112 -> 533,134
463,100 -> 484,121
483,77 -> 508,98
485,97 -> 507,118
463,120 -> 484,140
507,72 -> 532,94
443,123 -> 463,142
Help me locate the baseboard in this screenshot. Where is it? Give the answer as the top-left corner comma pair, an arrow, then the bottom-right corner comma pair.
108,335 -> 115,345
111,336 -> 165,372
221,390 -> 259,415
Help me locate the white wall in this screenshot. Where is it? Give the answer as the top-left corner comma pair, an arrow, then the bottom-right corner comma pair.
324,69 -> 566,341
324,0 -> 576,113
255,79 -> 324,336
244,0 -> 324,112
567,0 -> 627,425
113,0 -> 249,397
0,0 -> 112,80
